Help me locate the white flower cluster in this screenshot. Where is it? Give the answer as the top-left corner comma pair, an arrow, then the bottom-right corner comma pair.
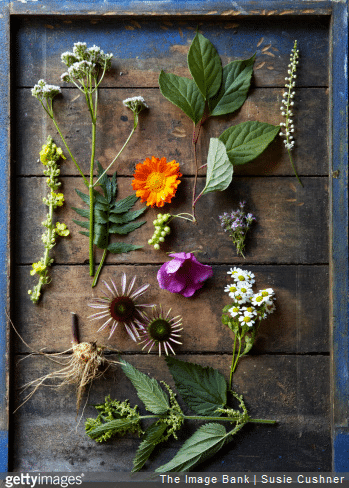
60,42 -> 113,83
224,267 -> 276,327
279,40 -> 299,151
123,96 -> 149,114
31,79 -> 61,100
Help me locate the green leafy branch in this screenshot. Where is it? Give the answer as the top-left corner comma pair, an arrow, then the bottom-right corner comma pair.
72,163 -> 147,287
85,358 -> 276,472
159,31 -> 279,221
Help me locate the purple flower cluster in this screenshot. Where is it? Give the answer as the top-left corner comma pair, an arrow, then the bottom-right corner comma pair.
219,202 -> 255,258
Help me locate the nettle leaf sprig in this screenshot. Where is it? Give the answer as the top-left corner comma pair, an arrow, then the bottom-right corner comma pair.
72,163 -> 147,287
32,42 -> 148,280
85,358 -> 275,472
28,136 -> 70,303
159,31 -> 280,222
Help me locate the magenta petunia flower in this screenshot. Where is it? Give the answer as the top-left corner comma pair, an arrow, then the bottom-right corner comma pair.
157,252 -> 213,297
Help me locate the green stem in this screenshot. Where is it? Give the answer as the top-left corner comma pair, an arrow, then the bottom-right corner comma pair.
232,336 -> 242,375
92,249 -> 108,288
287,148 -> 303,187
93,124 -> 136,188
138,414 -> 276,424
229,334 -> 237,390
89,123 -> 96,277
47,107 -> 88,187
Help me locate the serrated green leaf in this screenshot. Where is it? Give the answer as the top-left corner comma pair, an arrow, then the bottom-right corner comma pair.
188,32 -> 222,100
201,138 -> 233,196
109,220 -> 146,235
87,418 -> 138,441
93,222 -> 109,249
110,194 -> 139,214
121,360 -> 170,415
75,188 -> 90,205
219,121 -> 280,165
132,422 -> 168,472
107,243 -> 143,254
79,230 -> 89,237
158,71 -> 205,124
209,54 -> 255,116
94,208 -> 108,224
109,207 -> 147,224
73,219 -> 90,230
155,423 -> 227,472
166,357 -> 227,416
71,207 -> 89,219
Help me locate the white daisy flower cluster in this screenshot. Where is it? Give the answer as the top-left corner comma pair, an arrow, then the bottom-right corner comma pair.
31,79 -> 61,100
224,267 -> 275,328
279,40 -> 299,151
60,42 -> 113,84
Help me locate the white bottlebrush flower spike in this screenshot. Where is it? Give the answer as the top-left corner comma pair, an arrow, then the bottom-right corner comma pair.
279,40 -> 303,186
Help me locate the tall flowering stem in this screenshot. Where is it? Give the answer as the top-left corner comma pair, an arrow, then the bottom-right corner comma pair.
28,137 -> 70,303
32,43 -> 147,280
279,40 -> 303,187
221,267 -> 276,389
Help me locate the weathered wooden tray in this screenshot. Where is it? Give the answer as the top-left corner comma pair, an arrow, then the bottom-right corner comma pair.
0,0 -> 347,473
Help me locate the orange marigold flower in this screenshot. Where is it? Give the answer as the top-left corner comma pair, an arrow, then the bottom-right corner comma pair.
132,156 -> 182,208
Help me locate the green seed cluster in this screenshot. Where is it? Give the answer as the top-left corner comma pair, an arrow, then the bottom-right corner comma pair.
148,213 -> 171,250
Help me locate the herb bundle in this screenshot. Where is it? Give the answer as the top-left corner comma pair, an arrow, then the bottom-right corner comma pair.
159,31 -> 280,221
85,358 -> 275,472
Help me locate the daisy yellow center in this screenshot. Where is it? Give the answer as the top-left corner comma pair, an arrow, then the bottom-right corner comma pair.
256,296 -> 263,303
110,297 -> 136,321
148,319 -> 171,341
262,291 -> 269,297
147,172 -> 166,193
243,316 -> 251,323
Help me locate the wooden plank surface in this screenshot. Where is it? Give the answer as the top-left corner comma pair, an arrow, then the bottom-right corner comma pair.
12,265 -> 329,354
11,354 -> 331,472
14,88 -> 329,177
9,8 -> 333,474
15,177 -> 329,265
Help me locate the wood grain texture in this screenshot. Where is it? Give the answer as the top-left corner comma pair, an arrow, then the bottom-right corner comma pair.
12,264 -> 328,354
8,6 -> 334,473
11,354 -> 330,472
14,177 -> 329,265
14,88 -> 328,177
13,15 -> 329,88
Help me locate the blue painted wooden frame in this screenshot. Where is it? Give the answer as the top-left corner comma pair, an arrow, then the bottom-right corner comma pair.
0,0 -> 347,473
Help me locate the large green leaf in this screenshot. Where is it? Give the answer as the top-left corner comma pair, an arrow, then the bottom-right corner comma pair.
209,54 -> 255,116
166,357 -> 227,416
132,422 -> 168,472
201,138 -> 233,196
121,360 -> 170,415
187,32 -> 222,101
155,423 -> 227,472
158,71 -> 205,124
219,121 -> 280,165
